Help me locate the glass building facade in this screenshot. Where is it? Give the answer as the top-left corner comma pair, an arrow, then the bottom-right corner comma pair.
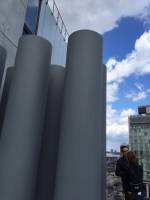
129,114 -> 150,181
0,0 -> 67,70
0,0 -> 67,97
24,0 -> 39,34
23,0 -> 67,66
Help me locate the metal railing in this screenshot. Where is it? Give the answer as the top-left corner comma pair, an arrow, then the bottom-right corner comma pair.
46,0 -> 69,41
144,181 -> 150,199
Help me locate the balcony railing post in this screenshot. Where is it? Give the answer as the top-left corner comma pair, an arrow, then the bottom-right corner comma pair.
56,13 -> 59,25
146,183 -> 150,198
52,0 -> 55,14
35,0 -> 43,35
47,0 -> 69,41
60,21 -> 63,34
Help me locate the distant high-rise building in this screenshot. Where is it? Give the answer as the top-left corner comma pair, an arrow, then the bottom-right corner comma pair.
129,105 -> 150,182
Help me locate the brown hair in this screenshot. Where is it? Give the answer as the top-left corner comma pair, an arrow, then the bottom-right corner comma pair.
120,144 -> 129,152
127,151 -> 137,164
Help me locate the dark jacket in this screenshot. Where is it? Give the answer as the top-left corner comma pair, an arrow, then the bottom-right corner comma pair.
115,156 -> 129,192
125,162 -> 143,192
115,157 -> 143,192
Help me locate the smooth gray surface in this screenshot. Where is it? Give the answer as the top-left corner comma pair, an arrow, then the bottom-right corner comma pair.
0,67 -> 14,135
0,35 -> 52,200
100,64 -> 106,200
36,65 -> 65,200
54,30 -> 105,200
0,46 -> 6,88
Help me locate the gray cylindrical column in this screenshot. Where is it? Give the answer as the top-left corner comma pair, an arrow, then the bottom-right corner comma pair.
100,64 -> 106,200
0,35 -> 51,200
0,67 -> 14,135
0,46 -> 6,88
54,30 -> 105,200
36,65 -> 65,200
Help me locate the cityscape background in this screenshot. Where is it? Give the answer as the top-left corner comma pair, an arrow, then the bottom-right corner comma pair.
0,0 -> 150,199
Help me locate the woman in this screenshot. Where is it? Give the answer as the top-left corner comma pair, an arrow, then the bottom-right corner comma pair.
125,151 -> 143,200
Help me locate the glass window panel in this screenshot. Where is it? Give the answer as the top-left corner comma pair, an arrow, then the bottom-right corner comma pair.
24,0 -> 39,34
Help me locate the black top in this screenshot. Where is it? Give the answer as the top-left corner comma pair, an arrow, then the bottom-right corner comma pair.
115,156 -> 129,192
115,157 -> 143,192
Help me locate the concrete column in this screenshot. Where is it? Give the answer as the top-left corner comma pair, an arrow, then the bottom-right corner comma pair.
0,46 -> 7,88
36,65 -> 65,200
100,64 -> 106,200
54,30 -> 105,200
0,35 -> 52,200
0,67 -> 14,135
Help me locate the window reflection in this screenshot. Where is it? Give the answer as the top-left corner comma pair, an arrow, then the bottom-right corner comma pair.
24,0 -> 39,34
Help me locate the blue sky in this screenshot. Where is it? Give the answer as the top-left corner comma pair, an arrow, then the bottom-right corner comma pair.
56,0 -> 150,151
104,17 -> 150,151
103,17 -> 146,62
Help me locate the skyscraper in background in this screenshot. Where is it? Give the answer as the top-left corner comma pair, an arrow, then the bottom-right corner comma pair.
129,105 -> 150,182
129,106 -> 150,198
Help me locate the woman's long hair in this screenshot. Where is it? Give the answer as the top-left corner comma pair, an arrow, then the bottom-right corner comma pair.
127,151 -> 138,164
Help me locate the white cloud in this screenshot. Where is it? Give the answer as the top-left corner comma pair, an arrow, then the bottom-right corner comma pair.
106,106 -> 136,150
107,58 -> 118,71
134,82 -> 144,91
54,0 -> 150,34
126,91 -> 147,101
120,108 -> 136,118
107,105 -> 136,137
125,82 -> 150,101
139,4 -> 150,28
107,105 -> 136,151
106,31 -> 150,105
107,30 -> 150,83
107,83 -> 119,103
